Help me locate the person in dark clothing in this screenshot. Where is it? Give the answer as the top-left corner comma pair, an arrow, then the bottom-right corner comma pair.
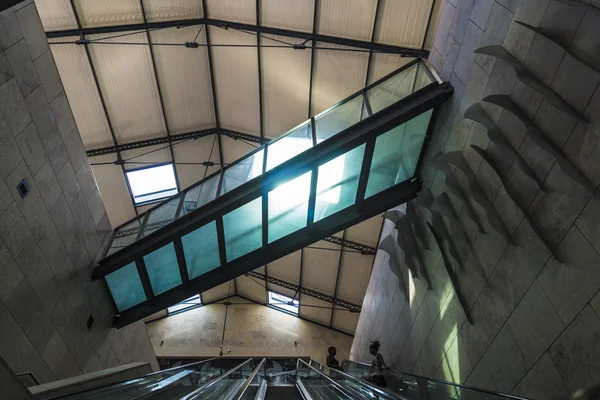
326,346 -> 343,370
365,340 -> 387,388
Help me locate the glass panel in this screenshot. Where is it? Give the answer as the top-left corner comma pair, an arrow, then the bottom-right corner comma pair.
105,262 -> 146,311
367,62 -> 433,114
268,171 -> 311,243
222,149 -> 264,194
223,198 -> 263,262
109,220 -> 142,255
365,109 -> 433,198
340,360 -> 517,399
182,221 -> 221,279
266,123 -> 313,171
297,361 -> 353,400
314,144 -> 365,222
181,173 -> 221,216
314,95 -> 365,143
143,243 -> 182,295
141,195 -> 181,237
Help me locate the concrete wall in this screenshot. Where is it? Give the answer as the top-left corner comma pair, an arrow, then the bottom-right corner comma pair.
147,296 -> 353,365
351,0 -> 600,399
0,1 -> 157,385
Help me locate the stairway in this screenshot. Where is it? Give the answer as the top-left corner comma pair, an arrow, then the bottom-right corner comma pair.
92,59 -> 452,327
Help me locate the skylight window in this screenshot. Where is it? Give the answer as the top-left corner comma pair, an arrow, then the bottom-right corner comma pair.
268,291 -> 299,315
167,294 -> 202,315
126,164 -> 178,205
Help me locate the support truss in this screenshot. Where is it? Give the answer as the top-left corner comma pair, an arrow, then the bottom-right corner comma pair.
86,128 -> 267,157
246,271 -> 361,313
46,18 -> 428,57
321,236 -> 376,255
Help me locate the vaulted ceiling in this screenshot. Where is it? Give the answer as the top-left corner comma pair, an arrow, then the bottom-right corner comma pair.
35,0 -> 440,334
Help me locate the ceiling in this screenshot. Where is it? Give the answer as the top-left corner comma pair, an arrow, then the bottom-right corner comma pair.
35,0 -> 440,334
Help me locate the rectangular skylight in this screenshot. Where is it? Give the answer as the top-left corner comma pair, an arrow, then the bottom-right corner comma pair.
167,294 -> 202,314
126,164 -> 178,205
268,291 -> 299,315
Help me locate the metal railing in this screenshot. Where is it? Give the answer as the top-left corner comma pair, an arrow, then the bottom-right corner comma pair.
342,360 -> 529,400
181,358 -> 254,400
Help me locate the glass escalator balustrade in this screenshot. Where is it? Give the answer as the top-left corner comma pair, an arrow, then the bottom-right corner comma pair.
340,360 -> 528,400
101,59 -> 441,317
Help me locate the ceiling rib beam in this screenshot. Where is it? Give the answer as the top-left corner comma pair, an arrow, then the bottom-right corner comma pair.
321,236 -> 376,255
329,231 -> 345,327
68,0 -> 138,215
364,0 -> 383,87
256,0 -> 264,139
45,18 -> 428,57
139,0 -> 181,192
246,271 -> 361,313
86,128 -> 266,157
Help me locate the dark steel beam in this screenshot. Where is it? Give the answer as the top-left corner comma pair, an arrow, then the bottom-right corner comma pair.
139,0 -> 180,192
68,0 -> 139,215
86,128 -> 266,157
329,231 -> 345,327
45,18 -> 429,57
202,2 -> 221,130
246,271 -> 361,313
307,0 -> 318,119
321,236 -> 376,255
256,0 -> 264,139
364,0 -> 383,86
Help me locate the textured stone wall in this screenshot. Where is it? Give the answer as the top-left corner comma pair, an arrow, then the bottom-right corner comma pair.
351,0 -> 600,399
0,1 -> 157,384
147,296 -> 353,365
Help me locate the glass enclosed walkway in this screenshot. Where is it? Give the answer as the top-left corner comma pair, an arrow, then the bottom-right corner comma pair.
93,59 -> 453,327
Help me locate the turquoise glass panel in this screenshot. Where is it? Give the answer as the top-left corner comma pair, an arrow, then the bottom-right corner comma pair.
268,171 -> 311,243
365,109 -> 433,198
181,173 -> 221,216
143,243 -> 182,295
105,262 -> 146,312
367,62 -> 433,114
222,149 -> 264,194
314,144 -> 365,222
182,221 -> 221,279
314,95 -> 366,143
266,123 -> 313,171
223,198 -> 262,262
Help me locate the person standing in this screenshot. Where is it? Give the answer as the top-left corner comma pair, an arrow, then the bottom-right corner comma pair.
366,340 -> 387,387
326,346 -> 343,371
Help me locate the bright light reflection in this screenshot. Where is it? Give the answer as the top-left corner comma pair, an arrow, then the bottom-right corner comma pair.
317,154 -> 345,204
267,136 -> 312,171
442,325 -> 460,385
408,268 -> 417,304
269,172 -> 312,215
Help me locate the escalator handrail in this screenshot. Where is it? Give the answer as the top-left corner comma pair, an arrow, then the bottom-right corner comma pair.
233,358 -> 266,400
309,360 -> 408,400
296,359 -> 360,400
180,358 -> 254,400
342,360 -> 529,400
254,379 -> 267,400
146,357 -> 217,377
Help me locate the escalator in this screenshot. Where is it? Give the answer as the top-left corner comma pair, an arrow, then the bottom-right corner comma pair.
36,357 -> 529,399
92,59 -> 454,328
338,359 -> 529,400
